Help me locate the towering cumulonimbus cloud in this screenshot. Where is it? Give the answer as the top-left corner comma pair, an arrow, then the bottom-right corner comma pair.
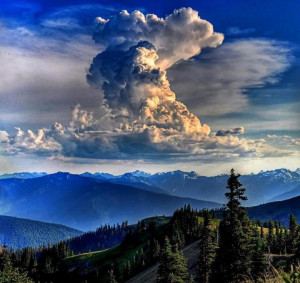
92,8 -> 224,70
87,8 -> 223,144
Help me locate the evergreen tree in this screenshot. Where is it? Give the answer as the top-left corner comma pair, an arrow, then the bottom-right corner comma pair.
212,169 -> 252,283
198,211 -> 215,283
21,247 -> 31,270
267,220 -> 275,253
151,238 -> 161,260
106,269 -> 117,283
287,213 -> 299,254
250,229 -> 266,282
283,228 -> 288,255
57,241 -> 68,259
156,237 -> 190,283
169,245 -> 190,282
124,261 -> 131,279
157,237 -> 173,283
260,225 -> 264,239
172,221 -> 186,248
28,252 -> 37,276
274,222 -> 280,254
294,234 -> 300,264
0,247 -> 33,283
277,228 -> 284,255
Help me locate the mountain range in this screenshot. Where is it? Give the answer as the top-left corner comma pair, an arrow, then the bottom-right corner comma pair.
0,173 -> 220,231
0,168 -> 299,231
0,172 -> 47,179
78,168 -> 300,205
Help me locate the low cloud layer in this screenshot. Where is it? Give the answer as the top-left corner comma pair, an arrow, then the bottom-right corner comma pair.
0,8 -> 297,163
1,106 -> 297,161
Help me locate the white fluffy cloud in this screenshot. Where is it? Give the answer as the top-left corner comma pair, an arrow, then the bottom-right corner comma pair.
4,127 -> 62,155
93,8 -> 224,69
87,41 -> 211,143
0,131 -> 9,143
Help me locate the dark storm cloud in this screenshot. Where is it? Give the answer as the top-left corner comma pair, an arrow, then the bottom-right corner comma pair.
216,127 -> 245,136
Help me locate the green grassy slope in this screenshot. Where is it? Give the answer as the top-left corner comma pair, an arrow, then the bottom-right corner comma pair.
63,216 -> 171,282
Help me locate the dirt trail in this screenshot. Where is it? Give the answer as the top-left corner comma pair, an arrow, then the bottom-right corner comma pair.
126,240 -> 200,283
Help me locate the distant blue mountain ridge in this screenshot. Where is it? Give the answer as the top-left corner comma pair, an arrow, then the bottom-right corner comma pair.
0,173 -> 221,231
0,172 -> 47,179
0,169 -> 299,231
1,168 -> 299,205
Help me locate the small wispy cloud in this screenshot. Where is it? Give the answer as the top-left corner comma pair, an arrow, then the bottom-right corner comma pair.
40,4 -> 119,32
226,26 -> 256,36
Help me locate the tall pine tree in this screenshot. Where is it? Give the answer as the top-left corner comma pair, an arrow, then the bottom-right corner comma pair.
212,169 -> 252,283
106,269 -> 117,283
198,211 -> 215,283
294,234 -> 300,264
250,229 -> 266,282
287,213 -> 299,254
267,220 -> 275,253
0,246 -> 33,283
156,237 -> 190,283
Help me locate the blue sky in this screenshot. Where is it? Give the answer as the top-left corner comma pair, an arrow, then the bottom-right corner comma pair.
0,0 -> 299,175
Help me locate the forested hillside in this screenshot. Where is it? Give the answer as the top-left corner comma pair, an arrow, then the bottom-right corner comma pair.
247,196 -> 300,225
0,216 -> 83,249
